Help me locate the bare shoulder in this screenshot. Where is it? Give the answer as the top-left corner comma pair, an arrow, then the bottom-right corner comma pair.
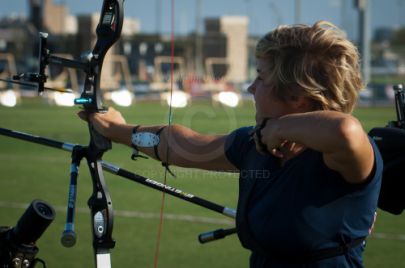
323,116 -> 374,184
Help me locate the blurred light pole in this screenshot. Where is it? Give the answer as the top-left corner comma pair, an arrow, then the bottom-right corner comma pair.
295,0 -> 301,24
355,0 -> 371,84
195,0 -> 203,77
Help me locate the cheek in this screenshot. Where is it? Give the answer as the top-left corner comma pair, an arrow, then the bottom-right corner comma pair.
256,85 -> 271,99
255,91 -> 269,107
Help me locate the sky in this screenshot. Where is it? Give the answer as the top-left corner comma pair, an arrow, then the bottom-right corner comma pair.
1,0 -> 405,40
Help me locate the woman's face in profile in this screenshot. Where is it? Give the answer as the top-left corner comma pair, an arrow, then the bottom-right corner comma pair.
248,58 -> 305,124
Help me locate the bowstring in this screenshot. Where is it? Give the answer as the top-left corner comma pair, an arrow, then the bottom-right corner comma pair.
153,0 -> 175,266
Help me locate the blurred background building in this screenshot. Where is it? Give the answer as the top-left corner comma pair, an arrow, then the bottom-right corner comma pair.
0,0 -> 404,107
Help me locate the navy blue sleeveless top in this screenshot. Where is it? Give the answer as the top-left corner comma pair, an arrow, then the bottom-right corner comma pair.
225,126 -> 383,268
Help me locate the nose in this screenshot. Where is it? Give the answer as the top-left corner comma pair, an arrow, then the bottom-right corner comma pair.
248,81 -> 256,94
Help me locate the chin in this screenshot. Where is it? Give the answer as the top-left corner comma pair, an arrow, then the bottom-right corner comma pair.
255,116 -> 261,125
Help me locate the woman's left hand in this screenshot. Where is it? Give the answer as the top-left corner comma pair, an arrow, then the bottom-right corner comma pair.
77,107 -> 127,141
252,118 -> 302,158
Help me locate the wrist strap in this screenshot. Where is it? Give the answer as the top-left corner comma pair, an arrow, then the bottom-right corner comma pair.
255,118 -> 271,154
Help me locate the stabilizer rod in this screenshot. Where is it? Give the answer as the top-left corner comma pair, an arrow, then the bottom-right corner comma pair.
0,127 -> 236,219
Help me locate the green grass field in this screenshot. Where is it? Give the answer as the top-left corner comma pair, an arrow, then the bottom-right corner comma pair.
0,98 -> 404,267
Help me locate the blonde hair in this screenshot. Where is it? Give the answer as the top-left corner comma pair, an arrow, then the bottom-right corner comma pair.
255,21 -> 364,113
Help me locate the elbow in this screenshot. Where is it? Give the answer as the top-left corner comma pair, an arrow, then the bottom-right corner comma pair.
337,116 -> 364,152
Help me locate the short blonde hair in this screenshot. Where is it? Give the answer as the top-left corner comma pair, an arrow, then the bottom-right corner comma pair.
256,21 -> 364,113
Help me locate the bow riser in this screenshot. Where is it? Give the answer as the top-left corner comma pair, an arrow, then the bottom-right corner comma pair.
80,0 -> 124,113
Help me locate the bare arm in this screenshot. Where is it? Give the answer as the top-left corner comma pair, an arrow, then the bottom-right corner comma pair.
259,111 -> 374,184
78,107 -> 237,172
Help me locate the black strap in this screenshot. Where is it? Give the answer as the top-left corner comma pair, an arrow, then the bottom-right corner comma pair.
300,237 -> 365,262
260,237 -> 366,263
131,125 -> 140,149
153,126 -> 166,162
154,126 -> 176,177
